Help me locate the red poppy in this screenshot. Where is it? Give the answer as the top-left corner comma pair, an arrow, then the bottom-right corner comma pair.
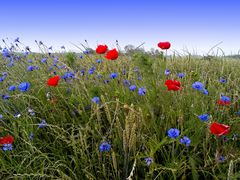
0,135 -> 14,145
165,79 -> 181,91
47,76 -> 61,87
217,100 -> 231,106
105,48 -> 118,60
158,42 -> 171,50
210,122 -> 230,136
96,44 -> 108,54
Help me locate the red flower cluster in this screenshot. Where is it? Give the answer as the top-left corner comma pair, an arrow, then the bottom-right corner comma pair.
158,42 -> 171,50
165,79 -> 181,91
47,75 -> 61,87
217,100 -> 231,106
96,45 -> 108,54
210,122 -> 230,136
95,44 -> 118,60
0,135 -> 14,145
105,48 -> 118,60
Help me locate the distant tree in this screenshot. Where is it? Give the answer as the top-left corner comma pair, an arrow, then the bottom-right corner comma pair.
124,44 -> 135,54
149,48 -> 162,56
124,44 -> 145,55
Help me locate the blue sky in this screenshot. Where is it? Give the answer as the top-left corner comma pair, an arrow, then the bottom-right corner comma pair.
1,0 -> 239,54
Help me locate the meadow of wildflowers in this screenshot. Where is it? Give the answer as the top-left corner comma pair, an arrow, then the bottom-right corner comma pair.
0,38 -> 240,179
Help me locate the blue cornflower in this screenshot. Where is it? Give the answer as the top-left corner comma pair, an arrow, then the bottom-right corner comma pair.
89,66 -> 96,74
8,62 -> 14,67
180,136 -> 191,146
96,59 -> 102,63
80,69 -> 85,76
0,114 -> 3,119
53,56 -> 58,63
167,128 -> 180,139
27,65 -> 35,71
1,73 -> 7,80
223,136 -> 229,142
91,97 -> 100,104
61,46 -> 65,49
201,88 -> 208,95
38,119 -> 47,128
53,59 -> 58,66
49,66 -> 53,71
24,51 -> 29,56
10,45 -> 14,51
220,95 -> 230,103
97,74 -> 103,79
110,73 -> 118,79
2,94 -> 9,100
129,85 -> 137,91
138,87 -> 146,96
79,55 -> 83,59
2,48 -> 10,58
14,113 -> 21,118
99,142 -> 111,152
63,72 -> 75,80
218,155 -> 225,162
0,77 -> 4,82
2,72 -> 7,76
104,80 -> 110,84
8,85 -> 16,91
48,46 -> 53,50
137,76 -> 142,80
2,144 -> 13,151
145,157 -> 153,166
58,65 -> 66,69
219,77 -> 227,84
15,55 -> 21,60
178,73 -> 185,78
41,58 -> 47,64
198,114 -> 210,121
84,49 -> 90,54
192,81 -> 204,91
164,69 -> 171,75
18,82 -> 30,92
123,80 -> 131,86
133,68 -> 139,73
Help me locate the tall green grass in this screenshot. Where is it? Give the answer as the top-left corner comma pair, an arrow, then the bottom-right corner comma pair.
0,51 -> 240,179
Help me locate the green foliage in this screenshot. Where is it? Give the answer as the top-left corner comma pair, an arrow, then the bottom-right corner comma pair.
0,52 -> 240,179
65,52 -> 77,68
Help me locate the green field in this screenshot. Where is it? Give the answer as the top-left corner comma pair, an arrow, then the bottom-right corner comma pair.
0,47 -> 240,179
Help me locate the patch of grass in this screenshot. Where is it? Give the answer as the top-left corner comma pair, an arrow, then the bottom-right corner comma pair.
0,49 -> 240,179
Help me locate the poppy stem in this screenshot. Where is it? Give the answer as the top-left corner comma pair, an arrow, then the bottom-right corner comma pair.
165,50 -> 168,61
